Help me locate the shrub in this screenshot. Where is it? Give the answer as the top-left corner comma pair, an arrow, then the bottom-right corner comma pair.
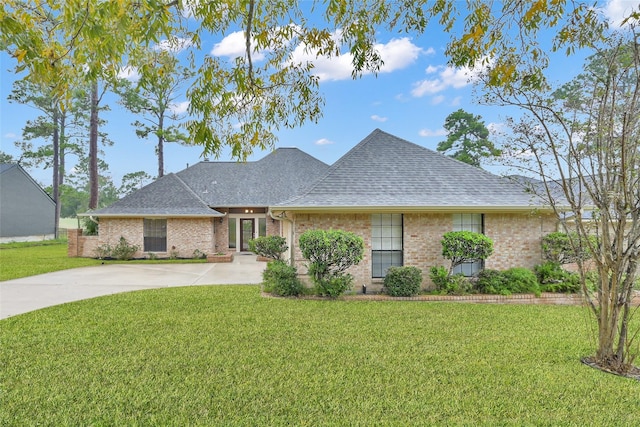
299,229 -> 364,284
429,266 -> 471,295
384,266 -> 423,297
94,237 -> 139,260
249,236 -> 288,260
542,232 -> 597,264
315,275 -> 353,298
111,236 -> 139,260
441,231 -> 494,275
503,267 -> 540,296
476,269 -> 509,295
262,260 -> 304,297
83,217 -> 99,236
534,261 -> 580,293
477,268 -> 540,296
94,243 -> 112,260
192,249 -> 207,259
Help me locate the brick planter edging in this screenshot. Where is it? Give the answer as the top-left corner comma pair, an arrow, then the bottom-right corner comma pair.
207,253 -> 234,263
262,292 -> 640,306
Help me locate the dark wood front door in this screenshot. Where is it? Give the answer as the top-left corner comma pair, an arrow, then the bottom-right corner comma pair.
240,219 -> 255,251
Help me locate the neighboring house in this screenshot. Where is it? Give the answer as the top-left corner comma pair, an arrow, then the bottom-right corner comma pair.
0,163 -> 56,242
75,129 -> 557,289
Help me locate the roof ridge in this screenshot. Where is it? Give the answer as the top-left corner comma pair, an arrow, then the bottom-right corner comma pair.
172,173 -> 212,209
282,129 -> 386,204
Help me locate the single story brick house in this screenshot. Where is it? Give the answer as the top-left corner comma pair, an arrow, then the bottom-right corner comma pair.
74,129 -> 557,289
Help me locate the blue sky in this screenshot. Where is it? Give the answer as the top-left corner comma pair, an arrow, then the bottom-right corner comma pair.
0,0 -> 637,188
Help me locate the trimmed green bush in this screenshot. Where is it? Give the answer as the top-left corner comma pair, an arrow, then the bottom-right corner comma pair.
429,266 -> 471,295
503,268 -> 541,296
249,235 -> 288,260
477,268 -> 540,296
476,269 -> 509,295
542,231 -> 597,264
534,261 -> 580,293
314,274 -> 353,298
299,229 -> 364,283
384,266 -> 423,297
94,236 -> 139,260
262,260 -> 304,297
441,231 -> 493,275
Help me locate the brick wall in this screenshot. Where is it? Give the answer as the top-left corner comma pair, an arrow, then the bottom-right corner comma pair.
70,217 -> 216,258
485,212 -> 556,271
290,211 -> 557,290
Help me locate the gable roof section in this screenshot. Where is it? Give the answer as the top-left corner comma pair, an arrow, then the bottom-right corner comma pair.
274,129 -> 547,211
84,173 -> 220,217
177,147 -> 329,207
0,163 -> 55,205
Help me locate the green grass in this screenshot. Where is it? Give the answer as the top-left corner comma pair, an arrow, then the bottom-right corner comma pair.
1,286 -> 639,425
0,241 -> 101,281
0,241 -> 206,281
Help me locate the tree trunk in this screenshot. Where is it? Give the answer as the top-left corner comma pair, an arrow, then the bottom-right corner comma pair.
89,80 -> 99,210
52,106 -> 60,238
59,110 -> 66,186
158,113 -> 164,178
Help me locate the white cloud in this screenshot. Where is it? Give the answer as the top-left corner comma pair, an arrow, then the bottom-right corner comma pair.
4,132 -> 17,139
431,95 -> 445,105
315,138 -> 334,146
411,58 -> 489,98
411,65 -> 478,97
170,101 -> 190,115
117,65 -> 140,81
290,36 -> 427,82
211,31 -> 266,61
603,0 -> 640,27
370,115 -> 388,122
155,37 -> 193,53
450,96 -> 462,107
487,122 -> 506,136
418,128 -> 447,137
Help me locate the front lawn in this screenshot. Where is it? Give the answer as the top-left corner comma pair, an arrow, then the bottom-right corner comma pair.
0,240 -> 101,281
1,286 -> 638,425
0,241 -> 206,281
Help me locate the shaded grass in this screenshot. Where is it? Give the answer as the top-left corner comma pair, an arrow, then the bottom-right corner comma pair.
1,286 -> 639,425
0,241 -> 206,281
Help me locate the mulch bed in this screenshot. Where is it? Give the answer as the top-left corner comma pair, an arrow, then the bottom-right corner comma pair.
581,357 -> 640,382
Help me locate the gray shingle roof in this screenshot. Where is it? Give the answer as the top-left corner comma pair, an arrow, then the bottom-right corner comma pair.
85,173 -> 220,217
274,129 -> 547,210
176,147 -> 329,207
86,148 -> 329,217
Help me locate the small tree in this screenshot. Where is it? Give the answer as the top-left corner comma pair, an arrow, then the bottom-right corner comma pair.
299,229 -> 364,282
249,235 -> 288,261
299,229 -> 364,297
542,232 -> 596,264
441,231 -> 494,276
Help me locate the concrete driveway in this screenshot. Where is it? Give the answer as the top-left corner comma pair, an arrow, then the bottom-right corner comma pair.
0,254 -> 265,320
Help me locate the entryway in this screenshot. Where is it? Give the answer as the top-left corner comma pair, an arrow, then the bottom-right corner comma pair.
240,218 -> 255,251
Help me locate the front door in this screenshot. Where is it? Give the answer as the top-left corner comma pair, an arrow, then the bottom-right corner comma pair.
240,219 -> 255,251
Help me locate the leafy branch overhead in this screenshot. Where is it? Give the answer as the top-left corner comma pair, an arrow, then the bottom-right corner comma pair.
0,0 -> 613,159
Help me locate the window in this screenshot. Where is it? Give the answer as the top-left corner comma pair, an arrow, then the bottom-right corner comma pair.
452,213 -> 484,276
372,214 -> 403,278
258,218 -> 266,237
144,219 -> 167,252
228,218 -> 236,249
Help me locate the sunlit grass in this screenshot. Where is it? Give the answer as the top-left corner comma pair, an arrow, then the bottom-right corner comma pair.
1,286 -> 638,425
0,241 -> 206,281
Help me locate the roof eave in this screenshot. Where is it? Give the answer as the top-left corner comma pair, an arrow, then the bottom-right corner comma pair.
270,205 -> 554,214
76,212 -> 223,218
